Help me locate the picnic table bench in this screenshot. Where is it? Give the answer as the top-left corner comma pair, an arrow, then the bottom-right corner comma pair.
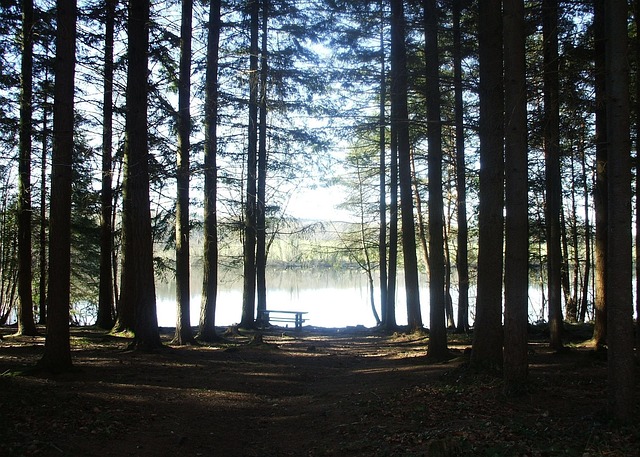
262,310 -> 308,329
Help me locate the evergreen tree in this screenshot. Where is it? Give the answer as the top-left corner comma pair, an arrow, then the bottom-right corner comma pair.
96,0 -> 117,330
471,0 -> 504,371
503,0 -> 529,394
16,0 -> 39,336
423,0 -> 447,359
605,0 -> 635,424
543,0 -> 564,351
391,0 -> 422,333
173,0 -> 195,345
119,0 -> 161,350
198,0 -> 222,342
38,0 -> 77,373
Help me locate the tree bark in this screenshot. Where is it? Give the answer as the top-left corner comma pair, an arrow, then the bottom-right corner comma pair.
543,0 -> 564,351
240,0 -> 260,329
96,0 -> 116,330
471,0 -> 504,371
453,0 -> 469,334
604,0 -> 635,424
592,0 -> 607,347
38,75 -> 48,325
503,0 -> 529,394
17,0 -> 38,336
38,0 -> 76,372
424,0 -> 447,359
119,0 -> 161,351
378,4 -> 388,330
390,0 -> 422,333
256,0 -> 269,325
198,0 -> 222,342
173,0 -> 195,345
385,121 -> 398,331
579,136 -> 591,323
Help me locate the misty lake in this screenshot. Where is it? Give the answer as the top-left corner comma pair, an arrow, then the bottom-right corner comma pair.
156,268 -> 418,328
155,267 -> 552,329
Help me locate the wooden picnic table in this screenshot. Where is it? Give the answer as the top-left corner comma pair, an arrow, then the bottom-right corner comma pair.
262,310 -> 308,329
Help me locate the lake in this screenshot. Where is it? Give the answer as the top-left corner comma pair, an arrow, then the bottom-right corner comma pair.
157,268 -> 415,328
156,267 -> 551,329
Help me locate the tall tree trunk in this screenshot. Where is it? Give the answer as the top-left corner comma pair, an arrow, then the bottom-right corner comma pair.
503,0 -> 529,395
240,0 -> 259,329
592,0 -> 607,347
96,0 -> 116,330
385,122 -> 398,331
605,0 -> 635,424
17,0 -> 38,336
567,153 -> 579,323
173,0 -> 195,345
471,0 -> 504,371
119,0 -> 161,351
453,0 -> 469,333
543,0 -> 564,351
390,0 -> 422,333
579,135 -> 591,323
38,75 -> 48,325
38,0 -> 76,372
378,4 -> 388,329
198,0 -> 222,342
560,209 -> 571,311
424,0 -> 447,358
256,0 -> 268,324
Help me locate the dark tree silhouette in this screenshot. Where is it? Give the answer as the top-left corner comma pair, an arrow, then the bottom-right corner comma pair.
471,0 -> 504,371
605,0 -> 635,424
17,0 -> 38,336
423,0 -> 447,359
390,0 -> 422,333
174,0 -> 196,345
198,0 -> 222,342
503,0 -> 529,394
38,0 -> 76,372
97,0 -> 117,330
119,0 -> 161,351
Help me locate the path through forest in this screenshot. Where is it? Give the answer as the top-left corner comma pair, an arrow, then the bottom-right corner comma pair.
0,326 -> 638,456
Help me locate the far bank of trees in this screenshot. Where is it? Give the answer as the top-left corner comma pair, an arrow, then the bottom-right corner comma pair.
0,0 -> 636,421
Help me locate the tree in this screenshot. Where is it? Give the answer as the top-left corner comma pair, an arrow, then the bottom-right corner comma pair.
604,0 -> 635,424
452,0 -> 470,334
378,4 -> 389,330
385,110 -> 399,331
16,0 -> 39,336
256,0 -> 269,324
240,0 -> 260,329
391,0 -> 422,333
119,0 -> 161,351
471,0 -> 504,371
592,0 -> 607,347
543,0 -> 564,351
423,0 -> 447,359
96,0 -> 117,330
503,0 -> 529,394
38,0 -> 76,372
173,0 -> 195,345
198,0 -> 222,342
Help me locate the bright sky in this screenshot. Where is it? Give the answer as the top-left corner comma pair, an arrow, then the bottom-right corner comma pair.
286,183 -> 354,222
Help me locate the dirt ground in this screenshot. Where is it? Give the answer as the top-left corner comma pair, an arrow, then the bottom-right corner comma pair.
0,324 -> 638,457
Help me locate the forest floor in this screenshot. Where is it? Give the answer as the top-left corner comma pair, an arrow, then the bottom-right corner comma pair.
0,323 -> 638,457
